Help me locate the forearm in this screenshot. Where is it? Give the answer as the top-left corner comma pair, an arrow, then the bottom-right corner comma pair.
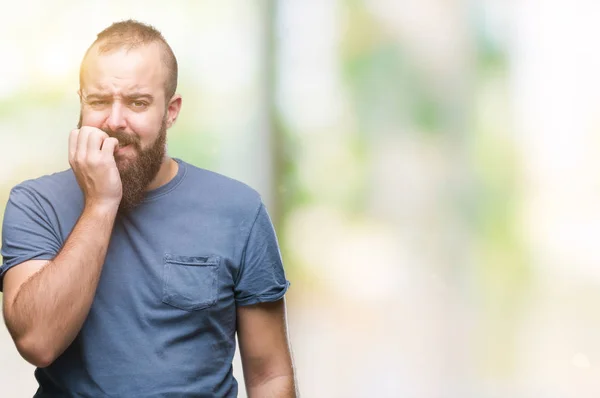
247,374 -> 297,398
6,203 -> 118,364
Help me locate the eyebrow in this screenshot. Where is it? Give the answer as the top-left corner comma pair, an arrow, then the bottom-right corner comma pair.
83,93 -> 110,101
83,93 -> 154,102
123,93 -> 154,102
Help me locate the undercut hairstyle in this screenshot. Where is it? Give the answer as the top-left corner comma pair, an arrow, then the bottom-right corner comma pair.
79,19 -> 178,100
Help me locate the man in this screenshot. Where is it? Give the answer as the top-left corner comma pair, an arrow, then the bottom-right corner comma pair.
1,20 -> 297,397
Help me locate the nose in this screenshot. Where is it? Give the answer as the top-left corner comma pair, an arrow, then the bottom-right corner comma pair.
106,102 -> 127,131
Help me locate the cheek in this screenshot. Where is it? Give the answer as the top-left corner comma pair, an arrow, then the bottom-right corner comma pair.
128,115 -> 163,143
80,110 -> 107,128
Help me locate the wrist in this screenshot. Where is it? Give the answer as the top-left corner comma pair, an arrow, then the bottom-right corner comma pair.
84,199 -> 120,215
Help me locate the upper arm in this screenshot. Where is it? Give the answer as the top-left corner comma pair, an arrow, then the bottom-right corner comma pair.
1,184 -> 60,320
234,202 -> 294,387
1,184 -> 61,295
234,202 -> 289,306
236,298 -> 294,385
2,260 -> 49,313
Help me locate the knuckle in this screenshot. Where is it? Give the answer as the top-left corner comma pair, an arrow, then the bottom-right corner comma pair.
87,154 -> 101,167
103,139 -> 116,150
91,127 -> 107,136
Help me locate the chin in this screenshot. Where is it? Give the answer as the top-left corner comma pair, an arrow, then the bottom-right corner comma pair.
115,151 -> 136,164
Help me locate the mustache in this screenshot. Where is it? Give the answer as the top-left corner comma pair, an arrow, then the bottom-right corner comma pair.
101,128 -> 141,148
76,115 -> 141,148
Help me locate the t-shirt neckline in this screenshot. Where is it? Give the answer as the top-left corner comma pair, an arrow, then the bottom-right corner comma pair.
143,158 -> 187,202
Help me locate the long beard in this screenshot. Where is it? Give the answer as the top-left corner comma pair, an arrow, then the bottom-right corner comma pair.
77,114 -> 168,213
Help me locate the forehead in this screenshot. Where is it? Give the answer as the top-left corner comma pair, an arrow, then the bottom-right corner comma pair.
81,42 -> 167,97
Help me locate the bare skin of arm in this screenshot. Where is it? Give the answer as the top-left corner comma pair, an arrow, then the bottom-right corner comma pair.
2,127 -> 121,367
237,298 -> 298,397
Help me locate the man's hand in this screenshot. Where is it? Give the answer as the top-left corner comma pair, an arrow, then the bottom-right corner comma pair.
69,126 -> 122,208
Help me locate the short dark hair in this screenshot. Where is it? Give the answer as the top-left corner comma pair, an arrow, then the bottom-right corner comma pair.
79,19 -> 178,100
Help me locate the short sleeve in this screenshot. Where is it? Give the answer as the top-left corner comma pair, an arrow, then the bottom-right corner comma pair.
234,202 -> 290,306
0,185 -> 61,291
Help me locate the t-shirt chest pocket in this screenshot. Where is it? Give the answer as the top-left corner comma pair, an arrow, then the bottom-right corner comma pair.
162,254 -> 220,311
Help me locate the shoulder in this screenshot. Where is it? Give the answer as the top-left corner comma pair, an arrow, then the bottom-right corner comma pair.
179,160 -> 263,214
182,161 -> 260,198
8,169 -> 79,204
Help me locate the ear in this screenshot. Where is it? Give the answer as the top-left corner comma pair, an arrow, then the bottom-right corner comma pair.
165,94 -> 182,129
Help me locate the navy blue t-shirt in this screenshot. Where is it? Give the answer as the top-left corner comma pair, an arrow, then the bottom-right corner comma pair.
0,159 -> 290,397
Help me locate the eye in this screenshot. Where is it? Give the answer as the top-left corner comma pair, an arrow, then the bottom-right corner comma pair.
131,100 -> 148,108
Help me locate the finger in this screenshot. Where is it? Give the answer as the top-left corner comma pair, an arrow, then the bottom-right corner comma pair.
87,129 -> 107,156
68,129 -> 79,160
101,137 -> 119,157
76,128 -> 90,159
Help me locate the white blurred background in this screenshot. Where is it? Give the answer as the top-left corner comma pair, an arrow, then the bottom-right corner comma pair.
2,0 -> 600,397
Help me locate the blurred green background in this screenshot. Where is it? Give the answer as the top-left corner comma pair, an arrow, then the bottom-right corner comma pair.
2,0 -> 600,397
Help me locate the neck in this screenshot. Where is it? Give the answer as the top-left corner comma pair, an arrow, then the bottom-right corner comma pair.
146,156 -> 178,191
